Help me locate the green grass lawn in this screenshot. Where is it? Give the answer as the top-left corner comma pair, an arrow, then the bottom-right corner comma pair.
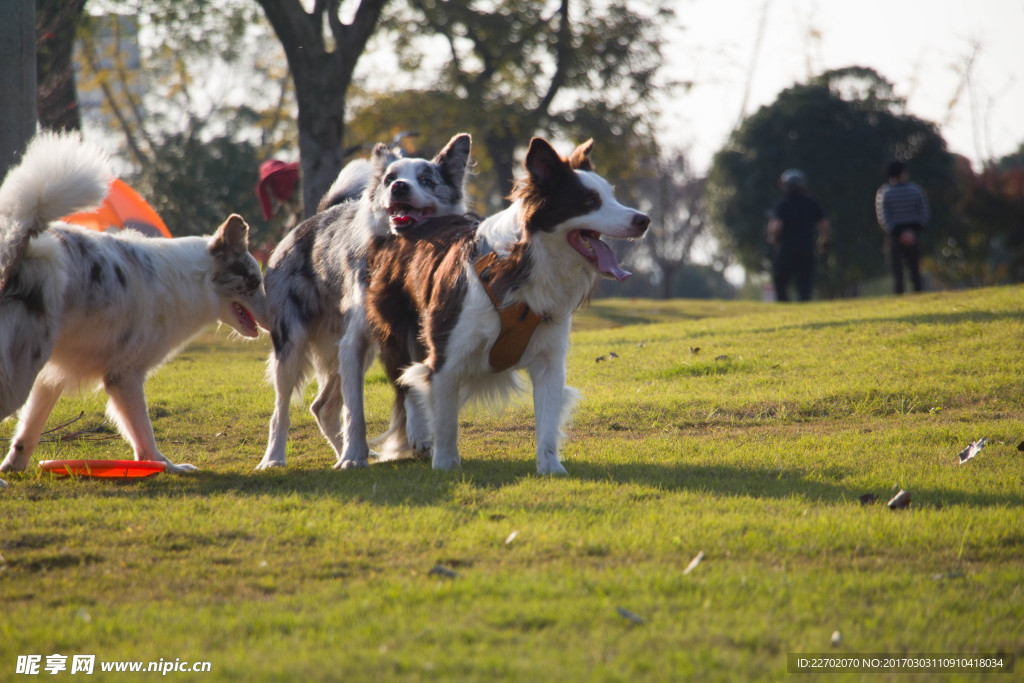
2,286 -> 1022,681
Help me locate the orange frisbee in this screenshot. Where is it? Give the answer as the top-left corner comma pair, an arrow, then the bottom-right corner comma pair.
39,459 -> 167,478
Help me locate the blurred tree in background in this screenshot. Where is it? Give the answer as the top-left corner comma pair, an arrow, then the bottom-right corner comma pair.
708,67 -> 959,297
374,0 -> 673,210
34,3 -> 1023,296
36,0 -> 88,132
254,0 -> 386,217
72,0 -> 295,240
933,144 -> 1024,286
627,150 -> 713,299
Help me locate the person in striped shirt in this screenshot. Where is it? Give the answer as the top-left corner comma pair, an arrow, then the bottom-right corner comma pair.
876,160 -> 930,294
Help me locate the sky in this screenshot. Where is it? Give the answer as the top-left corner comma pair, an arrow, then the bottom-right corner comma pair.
660,0 -> 1024,173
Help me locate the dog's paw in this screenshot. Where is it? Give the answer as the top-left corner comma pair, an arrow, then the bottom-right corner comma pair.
337,443 -> 370,469
334,456 -> 369,470
255,458 -> 287,471
431,452 -> 461,471
164,462 -> 200,474
411,440 -> 433,461
537,459 -> 568,476
0,459 -> 27,474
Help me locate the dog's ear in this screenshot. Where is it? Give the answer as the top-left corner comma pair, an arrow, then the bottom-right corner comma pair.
370,142 -> 398,172
524,137 -> 569,186
568,139 -> 595,172
433,133 -> 472,186
210,214 -> 250,257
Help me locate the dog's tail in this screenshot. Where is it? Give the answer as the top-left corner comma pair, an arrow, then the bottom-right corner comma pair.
369,403 -> 411,461
397,363 -> 433,392
397,362 -> 433,423
317,158 -> 371,213
0,132 -> 109,422
0,132 -> 111,288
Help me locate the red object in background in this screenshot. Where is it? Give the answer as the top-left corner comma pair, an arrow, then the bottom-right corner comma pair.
63,178 -> 172,238
39,459 -> 167,478
257,160 -> 301,220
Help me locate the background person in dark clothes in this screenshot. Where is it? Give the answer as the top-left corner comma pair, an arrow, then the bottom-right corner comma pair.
766,169 -> 831,302
875,160 -> 930,294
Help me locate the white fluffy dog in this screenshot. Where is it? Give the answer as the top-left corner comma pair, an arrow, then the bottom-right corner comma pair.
0,133 -> 268,475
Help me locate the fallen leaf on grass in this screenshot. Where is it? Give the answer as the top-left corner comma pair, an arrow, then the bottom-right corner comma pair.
504,531 -> 518,545
683,550 -> 705,575
858,493 -> 877,505
887,489 -> 911,509
616,607 -> 645,625
428,565 -> 458,579
931,570 -> 965,581
957,437 -> 987,465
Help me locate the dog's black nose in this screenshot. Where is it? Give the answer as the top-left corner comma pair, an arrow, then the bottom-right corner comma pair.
633,212 -> 650,234
391,180 -> 410,198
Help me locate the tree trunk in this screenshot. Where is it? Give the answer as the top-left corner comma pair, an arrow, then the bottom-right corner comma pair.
660,263 -> 676,299
0,0 -> 36,175
256,0 -> 387,218
36,0 -> 87,132
294,62 -> 348,217
484,123 -> 518,210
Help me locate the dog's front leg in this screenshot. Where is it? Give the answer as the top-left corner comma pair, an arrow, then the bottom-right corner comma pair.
335,323 -> 372,469
429,369 -> 461,471
0,381 -> 64,473
405,391 -> 433,460
257,350 -> 299,470
104,373 -> 198,473
528,355 -> 573,476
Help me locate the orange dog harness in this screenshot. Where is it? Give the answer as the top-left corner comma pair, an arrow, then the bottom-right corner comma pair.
474,252 -> 544,372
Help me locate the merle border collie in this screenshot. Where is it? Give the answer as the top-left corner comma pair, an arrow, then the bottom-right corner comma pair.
367,137 -> 649,474
256,134 -> 471,470
0,132 -> 267,475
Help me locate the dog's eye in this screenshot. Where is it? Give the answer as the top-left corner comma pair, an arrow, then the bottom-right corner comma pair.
584,195 -> 600,210
384,172 -> 397,185
420,175 -> 435,189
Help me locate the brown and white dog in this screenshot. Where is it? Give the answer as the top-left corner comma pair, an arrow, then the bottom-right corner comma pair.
367,137 -> 649,474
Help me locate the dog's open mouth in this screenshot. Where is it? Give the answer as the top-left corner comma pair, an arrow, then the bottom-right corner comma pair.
567,230 -> 631,281
388,202 -> 435,231
232,302 -> 260,338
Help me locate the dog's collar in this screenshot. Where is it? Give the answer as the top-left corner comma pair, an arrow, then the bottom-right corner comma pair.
474,251 -> 544,372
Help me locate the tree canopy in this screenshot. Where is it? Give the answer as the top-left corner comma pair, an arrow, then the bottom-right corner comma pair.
63,1 -> 296,240
372,0 -> 673,208
708,67 -> 959,296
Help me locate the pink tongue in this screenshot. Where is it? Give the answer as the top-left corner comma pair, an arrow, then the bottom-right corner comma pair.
584,234 -> 631,281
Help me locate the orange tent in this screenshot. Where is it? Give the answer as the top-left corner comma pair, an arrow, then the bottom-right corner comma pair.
64,178 -> 172,238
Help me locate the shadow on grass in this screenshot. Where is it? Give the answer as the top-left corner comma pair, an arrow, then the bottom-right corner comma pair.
568,460 -> 1024,510
31,456 -> 1020,511
752,309 -> 1024,336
